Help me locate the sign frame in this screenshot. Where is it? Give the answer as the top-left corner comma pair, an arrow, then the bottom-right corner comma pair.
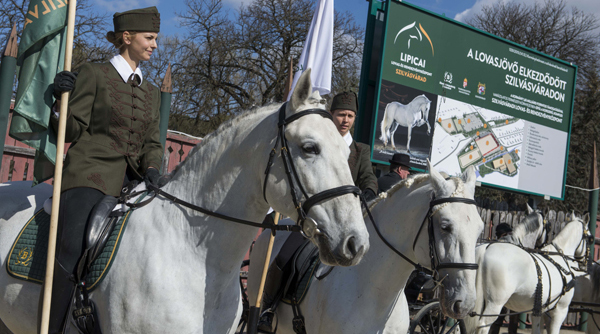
365,0 -> 577,200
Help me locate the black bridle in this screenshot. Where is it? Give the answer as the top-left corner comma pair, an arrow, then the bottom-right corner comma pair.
366,188 -> 479,276
130,103 -> 361,238
263,103 -> 361,238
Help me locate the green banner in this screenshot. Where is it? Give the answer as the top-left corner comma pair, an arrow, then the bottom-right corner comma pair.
370,1 -> 576,200
9,0 -> 67,184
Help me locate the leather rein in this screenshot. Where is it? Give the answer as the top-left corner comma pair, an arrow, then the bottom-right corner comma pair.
364,190 -> 479,275
128,103 -> 362,238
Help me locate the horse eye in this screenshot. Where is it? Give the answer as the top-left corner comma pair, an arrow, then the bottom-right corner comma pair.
302,143 -> 320,155
440,222 -> 452,233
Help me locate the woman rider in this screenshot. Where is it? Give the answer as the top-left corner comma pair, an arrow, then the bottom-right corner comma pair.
47,7 -> 163,333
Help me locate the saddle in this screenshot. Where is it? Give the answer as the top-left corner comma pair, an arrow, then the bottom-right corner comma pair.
7,183 -> 148,334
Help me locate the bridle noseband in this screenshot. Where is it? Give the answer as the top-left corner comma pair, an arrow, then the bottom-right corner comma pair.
421,197 -> 480,272
263,103 -> 362,238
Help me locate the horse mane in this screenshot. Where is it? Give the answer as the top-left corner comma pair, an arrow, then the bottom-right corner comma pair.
367,172 -> 459,212
166,103 -> 280,178
544,217 -> 583,252
500,211 -> 541,245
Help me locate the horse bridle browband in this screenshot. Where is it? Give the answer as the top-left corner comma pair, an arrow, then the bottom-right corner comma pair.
365,190 -> 479,275
263,103 -> 362,238
130,103 -> 361,238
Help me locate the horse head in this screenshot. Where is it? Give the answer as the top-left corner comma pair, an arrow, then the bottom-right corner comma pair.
420,163 -> 482,319
265,69 -> 369,267
575,214 -> 593,267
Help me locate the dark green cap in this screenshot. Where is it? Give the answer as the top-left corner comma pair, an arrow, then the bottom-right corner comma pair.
330,92 -> 358,113
113,6 -> 160,33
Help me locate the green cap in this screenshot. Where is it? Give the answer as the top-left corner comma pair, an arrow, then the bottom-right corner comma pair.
113,6 -> 160,33
330,92 -> 358,113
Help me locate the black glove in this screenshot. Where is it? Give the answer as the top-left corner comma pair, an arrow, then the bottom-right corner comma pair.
363,188 -> 377,202
144,168 -> 161,188
53,71 -> 78,99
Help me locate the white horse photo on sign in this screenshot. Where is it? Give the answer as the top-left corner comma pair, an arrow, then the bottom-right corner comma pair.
379,94 -> 432,153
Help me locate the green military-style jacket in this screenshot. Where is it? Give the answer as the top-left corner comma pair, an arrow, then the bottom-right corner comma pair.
348,140 -> 378,194
51,62 -> 163,196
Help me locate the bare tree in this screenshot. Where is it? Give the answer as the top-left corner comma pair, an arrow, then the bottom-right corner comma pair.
173,0 -> 365,136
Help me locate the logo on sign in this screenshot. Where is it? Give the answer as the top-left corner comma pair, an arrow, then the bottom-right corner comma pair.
444,72 -> 453,84
478,83 -> 486,95
463,78 -> 468,88
394,21 -> 434,56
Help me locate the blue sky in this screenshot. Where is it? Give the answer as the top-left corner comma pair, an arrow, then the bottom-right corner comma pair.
94,0 -> 600,37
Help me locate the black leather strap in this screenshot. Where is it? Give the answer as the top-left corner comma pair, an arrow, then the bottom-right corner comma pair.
430,197 -> 477,208
279,108 -> 332,126
302,185 -> 361,214
131,185 -> 302,233
436,263 -> 479,270
362,196 -> 432,274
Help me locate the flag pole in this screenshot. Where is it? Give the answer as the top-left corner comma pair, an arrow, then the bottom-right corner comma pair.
40,0 -> 77,332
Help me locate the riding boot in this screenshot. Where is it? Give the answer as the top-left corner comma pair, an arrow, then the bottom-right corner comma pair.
40,187 -> 104,334
47,259 -> 77,334
257,262 -> 285,333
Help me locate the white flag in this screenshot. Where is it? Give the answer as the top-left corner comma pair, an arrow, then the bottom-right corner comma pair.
287,0 -> 333,100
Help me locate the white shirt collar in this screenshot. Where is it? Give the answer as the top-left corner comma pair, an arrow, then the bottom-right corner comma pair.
109,54 -> 143,84
343,132 -> 353,147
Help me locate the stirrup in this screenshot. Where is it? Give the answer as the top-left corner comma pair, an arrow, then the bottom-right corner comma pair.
257,309 -> 275,333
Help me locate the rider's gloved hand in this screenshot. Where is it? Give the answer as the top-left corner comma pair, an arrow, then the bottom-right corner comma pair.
363,188 -> 377,202
53,71 -> 78,99
144,168 -> 161,188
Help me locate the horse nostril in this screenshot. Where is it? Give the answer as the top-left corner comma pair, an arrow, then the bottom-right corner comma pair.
346,236 -> 358,257
453,300 -> 463,315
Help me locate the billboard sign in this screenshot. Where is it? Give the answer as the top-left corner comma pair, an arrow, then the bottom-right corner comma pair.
370,0 -> 577,199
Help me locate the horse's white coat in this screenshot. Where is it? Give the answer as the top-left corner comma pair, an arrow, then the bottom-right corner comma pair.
379,95 -> 431,152
247,164 -> 483,333
464,218 -> 590,334
0,70 -> 370,334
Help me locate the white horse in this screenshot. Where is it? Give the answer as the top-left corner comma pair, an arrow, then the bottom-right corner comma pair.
464,216 -> 592,334
499,205 -> 548,249
0,70 -> 371,334
572,261 -> 600,334
247,163 -> 483,333
379,94 -> 432,153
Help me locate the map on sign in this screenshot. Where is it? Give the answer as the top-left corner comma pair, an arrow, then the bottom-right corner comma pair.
431,97 -> 523,187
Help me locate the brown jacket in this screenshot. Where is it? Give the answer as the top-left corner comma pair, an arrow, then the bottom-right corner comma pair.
348,141 -> 378,194
51,62 -> 163,196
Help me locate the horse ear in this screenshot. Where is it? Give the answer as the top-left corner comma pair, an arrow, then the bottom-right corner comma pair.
584,212 -> 590,225
526,204 -> 534,215
289,69 -> 312,112
428,160 -> 453,197
461,165 -> 477,189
